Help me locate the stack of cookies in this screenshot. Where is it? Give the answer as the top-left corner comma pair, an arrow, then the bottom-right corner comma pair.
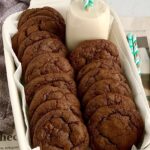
70,39 -> 144,150
12,7 -> 89,149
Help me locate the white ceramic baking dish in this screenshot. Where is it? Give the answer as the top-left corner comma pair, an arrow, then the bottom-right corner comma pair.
2,0 -> 150,149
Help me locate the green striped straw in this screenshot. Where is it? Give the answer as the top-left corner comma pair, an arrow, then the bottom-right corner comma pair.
133,35 -> 141,75
127,33 -> 141,75
83,0 -> 94,10
127,33 -> 134,55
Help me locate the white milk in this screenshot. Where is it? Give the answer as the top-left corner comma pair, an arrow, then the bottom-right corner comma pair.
66,0 -> 110,51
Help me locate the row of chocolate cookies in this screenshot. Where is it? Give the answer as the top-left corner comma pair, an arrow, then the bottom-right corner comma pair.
12,7 -> 89,149
70,39 -> 144,150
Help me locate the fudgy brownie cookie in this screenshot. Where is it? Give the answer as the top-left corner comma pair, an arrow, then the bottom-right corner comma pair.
78,69 -> 126,97
12,14 -> 65,51
25,73 -> 77,105
33,110 -> 89,150
18,7 -> 65,29
18,31 -> 58,60
70,39 -> 120,71
77,59 -> 122,81
84,93 -> 136,120
30,100 -> 82,135
25,53 -> 74,83
21,38 -> 67,72
83,79 -> 132,106
29,85 -> 80,119
88,106 -> 144,150
17,15 -> 65,43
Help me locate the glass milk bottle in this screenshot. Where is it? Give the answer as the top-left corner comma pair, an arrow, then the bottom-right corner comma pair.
66,0 -> 110,51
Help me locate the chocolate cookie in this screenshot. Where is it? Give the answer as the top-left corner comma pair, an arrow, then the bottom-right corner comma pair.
32,110 -> 89,150
18,31 -> 58,60
88,106 -> 144,150
78,69 -> 126,97
84,93 -> 136,120
25,53 -> 74,83
29,85 -> 80,119
25,73 -> 77,105
30,100 -> 82,136
12,19 -> 64,54
17,15 -> 65,44
21,38 -> 67,72
18,7 -> 65,29
83,79 -> 132,106
70,40 -> 120,71
77,59 -> 122,81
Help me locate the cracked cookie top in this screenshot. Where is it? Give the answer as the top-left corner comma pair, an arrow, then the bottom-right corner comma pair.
18,15 -> 65,43
77,59 -> 122,81
83,79 -> 132,106
18,7 -> 65,30
18,31 -> 58,60
84,93 -> 136,120
30,99 -> 82,137
33,110 -> 89,150
88,106 -> 144,150
25,73 -> 77,105
70,39 -> 120,71
78,68 -> 126,97
25,53 -> 74,83
29,85 -> 80,120
21,38 -> 67,72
